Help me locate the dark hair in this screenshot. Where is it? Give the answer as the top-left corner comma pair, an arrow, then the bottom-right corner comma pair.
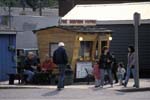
95,59 -> 99,63
102,46 -> 108,54
128,46 -> 135,53
118,62 -> 124,68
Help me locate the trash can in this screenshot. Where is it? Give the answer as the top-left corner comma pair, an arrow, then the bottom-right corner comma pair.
8,74 -> 15,85
65,65 -> 73,85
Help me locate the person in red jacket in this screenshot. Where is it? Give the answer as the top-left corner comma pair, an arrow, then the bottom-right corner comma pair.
41,55 -> 54,72
92,60 -> 101,88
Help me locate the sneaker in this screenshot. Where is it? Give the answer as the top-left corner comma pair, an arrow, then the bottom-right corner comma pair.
100,85 -> 103,88
133,84 -> 136,87
123,82 -> 127,87
115,81 -> 118,84
95,85 -> 100,88
57,88 -> 61,91
111,85 -> 113,88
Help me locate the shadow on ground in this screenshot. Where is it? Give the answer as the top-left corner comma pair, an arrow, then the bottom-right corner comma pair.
117,87 -> 150,92
0,87 -> 40,89
42,89 -> 61,96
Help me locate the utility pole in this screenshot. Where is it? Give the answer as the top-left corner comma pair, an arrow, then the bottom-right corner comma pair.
134,12 -> 140,88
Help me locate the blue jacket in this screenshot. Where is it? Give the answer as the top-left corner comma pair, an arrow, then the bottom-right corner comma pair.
24,57 -> 38,71
53,47 -> 68,65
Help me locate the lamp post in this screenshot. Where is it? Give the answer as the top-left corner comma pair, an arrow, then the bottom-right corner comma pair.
134,12 -> 140,88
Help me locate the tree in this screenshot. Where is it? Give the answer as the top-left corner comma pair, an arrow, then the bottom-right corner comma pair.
25,0 -> 58,15
48,0 -> 58,7
26,0 -> 39,11
0,0 -> 18,28
0,0 -> 18,7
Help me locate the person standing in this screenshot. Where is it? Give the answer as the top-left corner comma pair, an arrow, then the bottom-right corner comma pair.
123,46 -> 137,87
111,53 -> 118,83
99,46 -> 113,88
53,42 -> 68,90
92,60 -> 101,88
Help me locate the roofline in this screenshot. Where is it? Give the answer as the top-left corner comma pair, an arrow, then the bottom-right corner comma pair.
33,26 -> 58,33
62,2 -> 150,23
33,19 -> 150,33
0,30 -> 18,34
96,19 -> 150,25
75,2 -> 150,7
33,26 -> 113,33
0,29 -> 24,34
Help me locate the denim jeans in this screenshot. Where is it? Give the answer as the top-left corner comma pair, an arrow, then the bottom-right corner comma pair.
118,74 -> 124,85
57,64 -> 66,88
100,69 -> 113,86
125,67 -> 137,86
24,70 -> 35,82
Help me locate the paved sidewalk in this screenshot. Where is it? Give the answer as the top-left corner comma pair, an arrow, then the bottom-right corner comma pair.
0,79 -> 150,90
0,79 -> 150,100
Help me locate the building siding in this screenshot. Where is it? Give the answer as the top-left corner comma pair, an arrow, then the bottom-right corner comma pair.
98,24 -> 150,77
138,24 -> 150,77
98,24 -> 134,63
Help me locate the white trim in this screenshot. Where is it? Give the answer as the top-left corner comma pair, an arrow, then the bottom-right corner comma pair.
96,19 -> 150,25
0,31 -> 17,34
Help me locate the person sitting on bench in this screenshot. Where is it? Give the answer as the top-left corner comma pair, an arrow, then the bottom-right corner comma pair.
23,52 -> 38,83
41,54 -> 55,73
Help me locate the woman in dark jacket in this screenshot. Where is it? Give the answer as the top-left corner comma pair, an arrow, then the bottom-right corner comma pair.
123,46 -> 137,87
99,46 -> 113,88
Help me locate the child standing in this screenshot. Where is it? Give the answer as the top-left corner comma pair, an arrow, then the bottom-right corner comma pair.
92,60 -> 101,88
117,62 -> 126,85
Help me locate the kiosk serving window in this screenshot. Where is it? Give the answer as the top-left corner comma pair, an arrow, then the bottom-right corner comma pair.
79,41 -> 93,61
49,43 -> 58,57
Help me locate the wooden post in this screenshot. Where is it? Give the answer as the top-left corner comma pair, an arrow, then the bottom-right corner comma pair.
91,33 -> 98,60
107,34 -> 111,48
71,35 -> 80,72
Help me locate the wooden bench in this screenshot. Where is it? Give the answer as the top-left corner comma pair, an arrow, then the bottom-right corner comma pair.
8,66 -> 27,85
8,73 -> 27,85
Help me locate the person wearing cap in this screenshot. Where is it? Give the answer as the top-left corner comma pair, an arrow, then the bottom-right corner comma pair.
53,42 -> 68,90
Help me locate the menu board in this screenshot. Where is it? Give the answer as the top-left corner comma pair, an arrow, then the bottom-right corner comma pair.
76,62 -> 93,79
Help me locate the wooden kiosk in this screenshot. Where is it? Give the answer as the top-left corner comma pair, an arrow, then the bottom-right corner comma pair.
34,26 -> 112,79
